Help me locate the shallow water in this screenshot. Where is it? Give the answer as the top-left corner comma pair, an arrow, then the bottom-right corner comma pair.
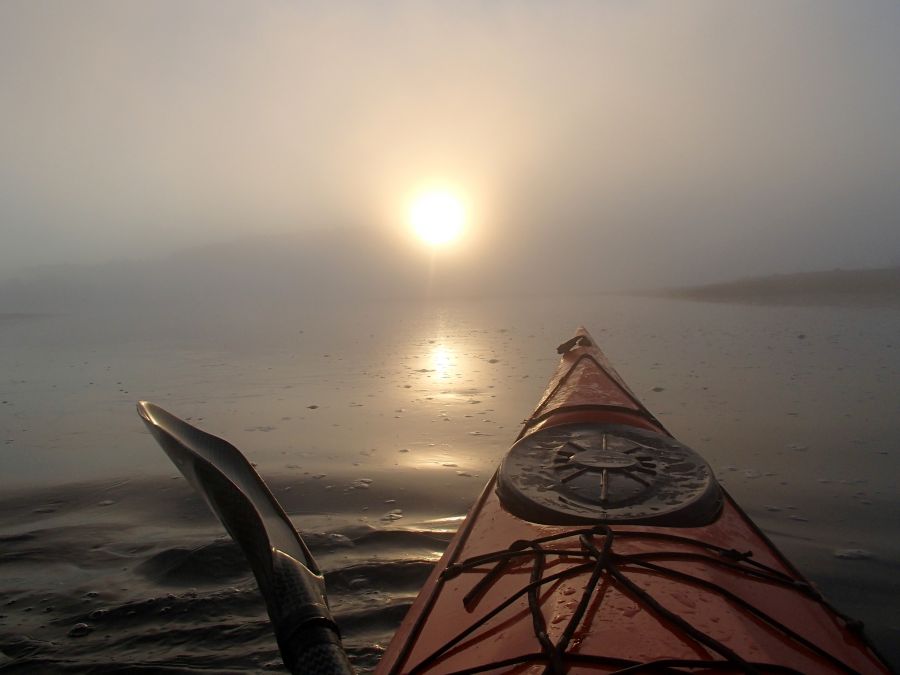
1,295 -> 898,671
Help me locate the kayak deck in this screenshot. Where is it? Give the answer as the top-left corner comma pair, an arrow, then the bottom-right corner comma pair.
380,478 -> 881,673
376,329 -> 889,674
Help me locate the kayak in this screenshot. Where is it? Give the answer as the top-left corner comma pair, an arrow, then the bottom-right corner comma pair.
375,327 -> 890,674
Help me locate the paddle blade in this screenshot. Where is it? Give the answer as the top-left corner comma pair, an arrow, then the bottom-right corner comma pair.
136,401 -> 353,674
137,401 -> 315,574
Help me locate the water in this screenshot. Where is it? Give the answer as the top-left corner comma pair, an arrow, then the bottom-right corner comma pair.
1,295 -> 899,671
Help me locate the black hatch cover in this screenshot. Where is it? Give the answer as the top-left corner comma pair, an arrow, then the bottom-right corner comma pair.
496,423 -> 722,527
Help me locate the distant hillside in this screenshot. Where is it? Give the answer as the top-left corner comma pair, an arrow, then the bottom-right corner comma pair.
0,228 -> 579,314
654,267 -> 900,306
0,230 -> 432,314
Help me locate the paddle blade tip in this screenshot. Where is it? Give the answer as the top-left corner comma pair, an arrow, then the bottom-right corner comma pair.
136,400 -> 154,424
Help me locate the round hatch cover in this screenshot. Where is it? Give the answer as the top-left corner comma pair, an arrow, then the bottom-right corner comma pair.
496,423 -> 722,527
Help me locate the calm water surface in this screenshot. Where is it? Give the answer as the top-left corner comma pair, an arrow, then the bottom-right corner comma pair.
1,295 -> 898,671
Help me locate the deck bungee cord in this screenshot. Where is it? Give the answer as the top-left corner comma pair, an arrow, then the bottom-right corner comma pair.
404,525 -> 860,674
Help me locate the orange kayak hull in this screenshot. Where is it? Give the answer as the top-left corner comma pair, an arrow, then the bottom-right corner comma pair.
377,328 -> 889,674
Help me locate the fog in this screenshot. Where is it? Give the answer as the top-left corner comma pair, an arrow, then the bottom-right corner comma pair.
2,1 -> 900,298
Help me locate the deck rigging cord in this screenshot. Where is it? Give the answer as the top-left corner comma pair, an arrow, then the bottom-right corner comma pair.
404,525 -> 861,675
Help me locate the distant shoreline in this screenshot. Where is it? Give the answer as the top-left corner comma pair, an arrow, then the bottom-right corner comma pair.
0,312 -> 53,321
640,267 -> 900,307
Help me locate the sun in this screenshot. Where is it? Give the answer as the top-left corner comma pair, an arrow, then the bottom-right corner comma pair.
409,190 -> 466,246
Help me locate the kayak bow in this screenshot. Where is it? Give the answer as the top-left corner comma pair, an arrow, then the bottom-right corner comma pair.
377,327 -> 890,674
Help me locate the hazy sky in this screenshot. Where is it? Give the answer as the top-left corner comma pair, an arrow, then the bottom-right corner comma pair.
2,1 -> 899,284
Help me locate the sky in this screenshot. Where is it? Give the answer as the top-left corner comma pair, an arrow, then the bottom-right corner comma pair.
1,1 -> 900,287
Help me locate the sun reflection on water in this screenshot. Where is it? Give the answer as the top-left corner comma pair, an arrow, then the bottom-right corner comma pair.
390,330 -> 505,480
430,344 -> 454,378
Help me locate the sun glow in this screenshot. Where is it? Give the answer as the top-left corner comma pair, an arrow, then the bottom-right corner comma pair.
409,190 -> 466,246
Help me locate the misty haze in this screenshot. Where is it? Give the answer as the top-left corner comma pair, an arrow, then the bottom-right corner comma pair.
1,2 -> 898,673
